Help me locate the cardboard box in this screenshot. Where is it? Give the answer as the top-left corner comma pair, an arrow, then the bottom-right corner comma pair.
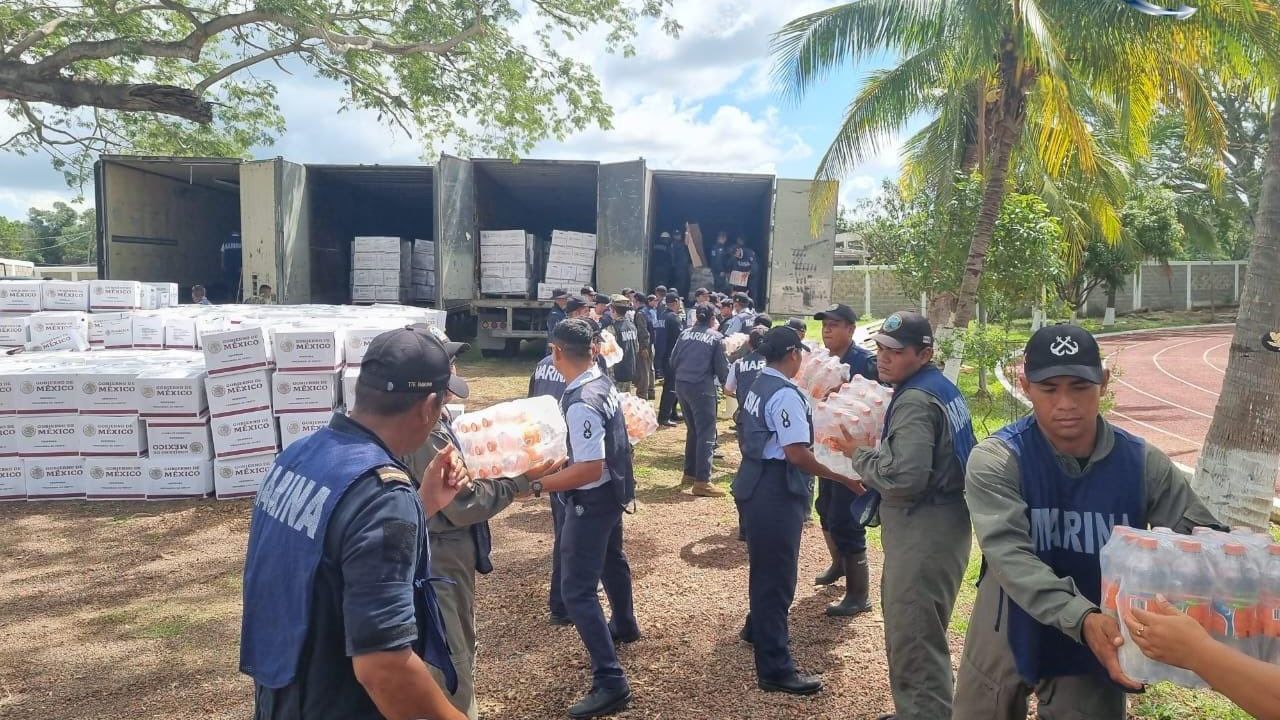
206,369 -> 273,418
411,268 -> 434,286
137,367 -> 209,419
0,457 -> 23,500
89,280 -> 143,311
139,284 -> 158,311
13,372 -> 79,415
341,368 -> 360,406
211,409 -> 279,459
25,330 -> 89,352
0,415 -> 18,457
85,457 -> 147,500
78,415 -> 146,457
352,251 -> 382,270
380,253 -> 403,271
375,269 -> 398,287
164,316 -> 198,349
481,262 -> 527,279
145,416 -> 213,459
24,457 -> 85,500
130,313 -> 166,349
17,414 -> 79,457
144,458 -> 213,500
273,372 -> 340,415
480,229 -> 527,245
343,328 -> 389,366
272,328 -> 344,373
214,453 -> 276,499
412,251 -> 435,271
374,286 -> 402,302
482,245 -> 527,263
79,371 -> 139,415
88,312 -> 134,349
0,315 -> 28,347
143,282 -> 179,308
0,281 -> 42,313
353,268 -> 381,286
40,281 -> 90,311
28,311 -> 88,347
410,285 -> 435,302
552,230 -> 598,250
351,285 -> 377,303
279,411 -> 333,450
202,326 -> 272,376
354,236 -> 400,254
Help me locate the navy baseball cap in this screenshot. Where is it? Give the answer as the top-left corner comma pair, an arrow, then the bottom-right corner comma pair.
786,317 -> 808,333
760,326 -> 809,355
873,311 -> 933,350
594,293 -> 610,306
665,295 -> 680,305
565,296 -> 588,312
815,303 -> 858,325
551,288 -> 568,299
1024,324 -> 1104,384
732,292 -> 750,305
359,327 -> 470,399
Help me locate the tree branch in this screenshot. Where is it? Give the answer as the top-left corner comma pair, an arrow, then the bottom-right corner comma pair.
194,41 -> 307,94
271,9 -> 485,56
2,17 -> 73,61
1,71 -> 211,122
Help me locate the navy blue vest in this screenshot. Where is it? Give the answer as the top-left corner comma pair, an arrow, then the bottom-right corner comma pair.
671,325 -> 722,384
732,352 -> 766,429
529,355 -> 568,401
240,427 -> 457,692
610,314 -> 639,383
733,371 -> 813,501
839,343 -> 879,383
439,418 -> 494,575
994,415 -> 1147,683
561,373 -> 635,507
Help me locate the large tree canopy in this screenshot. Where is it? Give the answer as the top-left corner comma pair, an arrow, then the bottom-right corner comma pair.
0,0 -> 677,184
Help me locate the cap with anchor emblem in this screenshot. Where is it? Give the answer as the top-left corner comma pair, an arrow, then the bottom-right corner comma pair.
1023,324 -> 1104,384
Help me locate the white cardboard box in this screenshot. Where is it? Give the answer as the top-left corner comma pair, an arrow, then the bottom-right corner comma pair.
272,328 -> 345,373
164,316 -> 198,350
273,372 -> 340,415
85,457 -> 147,500
353,268 -> 381,286
206,369 -> 273,418
410,285 -> 435,302
352,252 -> 382,270
88,312 -> 134,349
279,411 -> 333,450
214,453 -> 276,499
379,270 -> 401,287
341,368 -> 360,406
0,281 -> 42,313
143,282 -> 179,308
413,252 -> 435,271
343,328 -> 392,366
78,415 -> 147,457
40,281 -> 90,311
13,372 -> 79,415
211,409 -> 279,459
354,236 -> 400,254
144,458 -> 213,500
482,245 -> 527,263
480,229 -> 526,245
145,416 -> 213,459
379,253 -> 403,271
481,262 -> 527,279
17,414 -> 80,457
0,457 -> 23,500
130,313 -> 166,349
411,268 -> 435,286
79,371 -> 140,415
139,284 -> 158,311
24,457 -> 84,500
0,315 -> 28,347
202,326 -> 272,376
374,286 -> 402,302
137,367 -> 209,419
0,415 -> 16,457
89,280 -> 143,311
28,311 -> 88,347
351,285 -> 377,303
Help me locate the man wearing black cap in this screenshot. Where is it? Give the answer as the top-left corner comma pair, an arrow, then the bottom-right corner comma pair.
240,327 -> 470,720
606,294 -> 639,394
536,319 -> 639,718
656,294 -> 684,426
953,325 -> 1223,720
811,303 -> 880,617
668,303 -> 731,497
735,325 -> 865,695
580,286 -> 595,303
710,231 -> 732,293
402,329 -> 558,718
723,293 -> 756,336
547,289 -> 569,348
833,311 -> 977,720
717,298 -> 735,334
786,318 -> 808,340
593,294 -> 613,331
694,287 -> 710,306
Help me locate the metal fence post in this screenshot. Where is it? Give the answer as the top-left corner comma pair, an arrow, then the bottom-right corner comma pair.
1186,263 -> 1193,310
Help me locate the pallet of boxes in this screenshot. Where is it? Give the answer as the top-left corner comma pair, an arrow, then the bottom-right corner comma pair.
481,230 -> 535,297
539,230 -> 596,299
350,236 -> 412,305
410,239 -> 436,303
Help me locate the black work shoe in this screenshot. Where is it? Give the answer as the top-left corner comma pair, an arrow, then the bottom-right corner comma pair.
875,714 -> 896,720
609,623 -> 641,644
738,621 -> 753,644
567,686 -> 632,718
758,672 -> 822,695
659,420 -> 678,428
549,613 -> 573,626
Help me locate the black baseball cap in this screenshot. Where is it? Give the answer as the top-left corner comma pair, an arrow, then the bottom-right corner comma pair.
760,326 -> 809,356
646,294 -> 657,302
815,303 -> 858,325
1024,325 -> 1104,384
695,303 -> 716,323
732,292 -> 750,305
581,286 -> 595,295
665,294 -> 680,305
594,293 -> 610,306
786,317 -> 807,333
753,313 -> 773,328
655,285 -> 668,294
565,296 -> 587,312
359,327 -> 470,399
873,311 -> 933,350
695,287 -> 709,297
719,298 -> 733,308
551,288 -> 568,299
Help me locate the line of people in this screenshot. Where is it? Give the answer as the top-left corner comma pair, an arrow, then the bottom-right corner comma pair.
238,304 -> 1255,720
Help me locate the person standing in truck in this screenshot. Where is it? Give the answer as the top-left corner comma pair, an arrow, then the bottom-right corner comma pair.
651,234 -> 673,289
671,228 -> 692,303
710,231 -> 733,293
191,285 -> 212,306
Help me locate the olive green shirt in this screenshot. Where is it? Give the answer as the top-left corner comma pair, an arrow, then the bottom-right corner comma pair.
965,416 -> 1223,643
402,420 -> 530,536
851,388 -> 965,507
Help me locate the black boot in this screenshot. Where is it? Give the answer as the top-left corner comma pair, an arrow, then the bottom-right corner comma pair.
567,685 -> 632,718
814,531 -> 843,586
758,671 -> 823,695
826,551 -> 873,617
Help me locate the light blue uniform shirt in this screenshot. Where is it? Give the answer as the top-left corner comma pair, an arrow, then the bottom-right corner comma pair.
564,365 -> 611,490
758,367 -> 812,459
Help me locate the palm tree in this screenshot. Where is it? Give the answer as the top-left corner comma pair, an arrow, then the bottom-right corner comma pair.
771,0 -> 1243,373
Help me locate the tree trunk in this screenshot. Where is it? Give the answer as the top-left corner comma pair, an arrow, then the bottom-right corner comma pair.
1192,97 -> 1280,530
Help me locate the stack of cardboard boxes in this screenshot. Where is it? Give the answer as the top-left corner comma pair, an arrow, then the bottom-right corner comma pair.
539,230 -> 596,299
350,236 -> 408,304
480,230 -> 534,297
411,239 -> 436,302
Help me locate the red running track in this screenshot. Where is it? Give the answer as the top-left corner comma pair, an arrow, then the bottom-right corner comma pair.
1096,325 -> 1234,467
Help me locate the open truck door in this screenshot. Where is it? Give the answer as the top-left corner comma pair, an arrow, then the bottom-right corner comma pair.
240,158 -> 311,303
597,160 -> 648,293
434,154 -> 477,310
769,179 -> 837,316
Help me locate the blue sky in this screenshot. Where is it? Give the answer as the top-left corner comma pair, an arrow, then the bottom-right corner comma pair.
0,1 -> 907,221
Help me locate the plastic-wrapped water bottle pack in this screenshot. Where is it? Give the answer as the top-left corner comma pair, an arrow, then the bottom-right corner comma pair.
620,394 -> 658,446
721,332 -> 749,357
794,347 -> 850,400
811,375 -> 892,476
1102,525 -> 1280,687
598,331 -> 623,367
453,395 -> 568,479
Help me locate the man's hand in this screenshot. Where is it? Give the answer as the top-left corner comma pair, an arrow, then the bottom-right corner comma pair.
419,445 -> 467,517
1123,594 -> 1214,672
834,473 -> 866,495
525,457 -> 565,481
1083,610 -> 1143,690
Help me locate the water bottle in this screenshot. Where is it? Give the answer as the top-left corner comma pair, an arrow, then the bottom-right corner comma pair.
1119,536 -> 1164,682
1259,544 -> 1280,663
1211,542 -> 1262,658
1100,527 -> 1134,620
1164,538 -> 1214,687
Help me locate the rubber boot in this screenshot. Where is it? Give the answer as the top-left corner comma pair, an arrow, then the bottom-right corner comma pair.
813,531 -> 843,586
825,551 -> 873,617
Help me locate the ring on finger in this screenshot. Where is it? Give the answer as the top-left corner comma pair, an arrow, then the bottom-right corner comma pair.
1136,624 -> 1146,638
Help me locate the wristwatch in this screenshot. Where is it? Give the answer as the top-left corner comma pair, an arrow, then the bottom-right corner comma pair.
531,480 -> 544,498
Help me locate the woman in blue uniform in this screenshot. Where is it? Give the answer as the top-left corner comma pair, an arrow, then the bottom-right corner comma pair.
734,326 -> 865,695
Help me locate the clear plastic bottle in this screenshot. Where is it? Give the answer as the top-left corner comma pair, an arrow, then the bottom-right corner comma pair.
1119,536 -> 1164,682
1211,542 -> 1262,659
1164,538 -> 1214,687
1259,544 -> 1280,664
1100,527 -> 1134,620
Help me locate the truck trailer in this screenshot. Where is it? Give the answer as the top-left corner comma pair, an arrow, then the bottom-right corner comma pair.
93,154 -> 836,352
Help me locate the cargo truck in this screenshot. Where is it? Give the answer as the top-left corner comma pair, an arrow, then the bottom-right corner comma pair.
93,154 -> 836,354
